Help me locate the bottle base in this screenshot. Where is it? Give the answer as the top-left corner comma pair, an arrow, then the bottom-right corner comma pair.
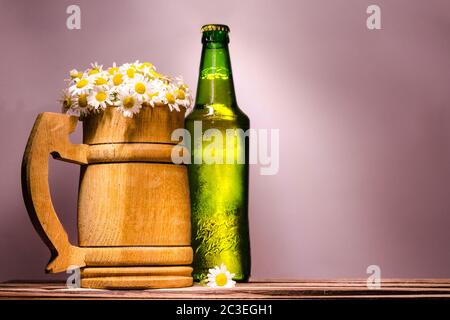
193,273 -> 250,283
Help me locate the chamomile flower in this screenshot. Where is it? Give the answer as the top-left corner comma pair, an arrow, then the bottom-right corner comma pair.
164,90 -> 180,112
107,62 -> 120,75
126,67 -> 136,79
160,83 -> 181,111
69,69 -> 83,80
130,74 -> 150,102
206,264 -> 236,288
149,78 -> 165,91
174,75 -> 185,86
146,91 -> 161,107
116,88 -> 141,117
174,88 -> 191,108
88,62 -> 103,75
119,62 -> 133,71
62,61 -> 192,118
137,61 -> 156,75
60,89 -> 72,113
90,71 -> 110,90
110,72 -> 124,87
68,93 -> 91,117
69,77 -> 92,95
143,79 -> 164,106
88,88 -> 112,111
120,63 -> 137,79
173,78 -> 193,108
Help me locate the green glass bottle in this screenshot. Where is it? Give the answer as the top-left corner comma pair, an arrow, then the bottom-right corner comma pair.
185,24 -> 250,282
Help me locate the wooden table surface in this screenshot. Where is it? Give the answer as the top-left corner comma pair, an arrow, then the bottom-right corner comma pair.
1,279 -> 450,299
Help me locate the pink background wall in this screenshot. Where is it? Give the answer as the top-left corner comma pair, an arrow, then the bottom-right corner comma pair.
1,0 -> 450,281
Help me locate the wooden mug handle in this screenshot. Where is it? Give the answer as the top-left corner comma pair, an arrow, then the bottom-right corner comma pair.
21,112 -> 88,273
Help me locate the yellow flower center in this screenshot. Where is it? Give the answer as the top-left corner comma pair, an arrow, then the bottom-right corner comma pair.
138,62 -> 153,70
76,78 -> 89,89
148,91 -> 159,99
175,89 -> 185,100
166,93 -> 175,104
62,95 -> 72,109
95,91 -> 107,102
123,96 -> 135,109
88,68 -> 100,75
78,94 -> 88,108
108,67 -> 119,75
112,74 -> 123,86
135,82 -> 146,94
95,77 -> 107,85
215,273 -> 228,287
126,68 -> 135,78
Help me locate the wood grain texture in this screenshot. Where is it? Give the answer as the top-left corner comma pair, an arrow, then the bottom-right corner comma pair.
21,113 -> 89,273
81,276 -> 193,289
82,104 -> 185,144
1,280 -> 449,299
78,163 -> 190,246
81,266 -> 193,278
87,143 -> 187,164
82,247 -> 192,266
80,267 -> 194,289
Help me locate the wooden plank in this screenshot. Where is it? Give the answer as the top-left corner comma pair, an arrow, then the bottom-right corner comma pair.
1,280 -> 449,300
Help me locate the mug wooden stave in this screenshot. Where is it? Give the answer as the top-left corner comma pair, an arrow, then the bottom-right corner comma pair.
78,106 -> 192,288
79,105 -> 190,247
82,104 -> 185,144
78,161 -> 191,246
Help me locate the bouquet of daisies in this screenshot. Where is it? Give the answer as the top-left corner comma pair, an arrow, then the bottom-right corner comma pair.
61,61 -> 193,118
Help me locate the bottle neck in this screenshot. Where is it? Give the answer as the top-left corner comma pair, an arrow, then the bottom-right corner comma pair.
195,41 -> 237,107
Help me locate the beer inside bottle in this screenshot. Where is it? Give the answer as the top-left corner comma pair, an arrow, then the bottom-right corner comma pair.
185,24 -> 251,282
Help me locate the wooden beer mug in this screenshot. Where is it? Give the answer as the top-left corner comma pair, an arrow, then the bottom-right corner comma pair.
21,106 -> 192,289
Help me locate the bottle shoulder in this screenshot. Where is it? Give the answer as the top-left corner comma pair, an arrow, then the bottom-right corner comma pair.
186,104 -> 249,125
